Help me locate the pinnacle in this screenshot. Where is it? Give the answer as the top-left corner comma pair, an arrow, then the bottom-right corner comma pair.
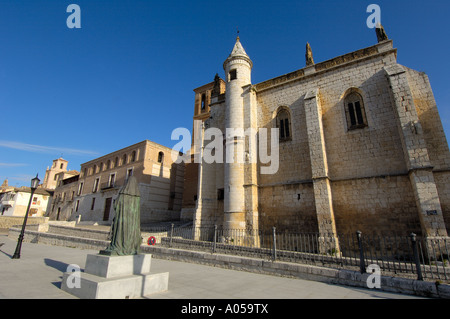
229,37 -> 249,58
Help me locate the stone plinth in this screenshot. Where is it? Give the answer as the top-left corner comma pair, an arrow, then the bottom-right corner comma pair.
61,254 -> 168,299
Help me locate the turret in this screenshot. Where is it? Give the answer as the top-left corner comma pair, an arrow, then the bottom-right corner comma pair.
222,36 -> 253,231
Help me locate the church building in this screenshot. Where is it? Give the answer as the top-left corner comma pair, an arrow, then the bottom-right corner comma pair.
190,26 -> 450,242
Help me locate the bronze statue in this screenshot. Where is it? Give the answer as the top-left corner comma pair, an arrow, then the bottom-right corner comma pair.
100,176 -> 142,256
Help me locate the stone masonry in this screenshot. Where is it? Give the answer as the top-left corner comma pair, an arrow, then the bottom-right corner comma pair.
188,29 -> 450,243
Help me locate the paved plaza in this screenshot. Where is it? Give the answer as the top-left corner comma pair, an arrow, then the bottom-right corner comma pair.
0,234 -> 424,300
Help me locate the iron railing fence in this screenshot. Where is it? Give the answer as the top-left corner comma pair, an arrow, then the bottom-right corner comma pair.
149,224 -> 450,282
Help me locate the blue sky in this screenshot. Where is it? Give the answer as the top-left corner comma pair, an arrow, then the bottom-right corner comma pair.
0,0 -> 449,187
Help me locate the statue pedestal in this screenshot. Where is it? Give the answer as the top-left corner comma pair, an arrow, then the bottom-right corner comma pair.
61,254 -> 168,299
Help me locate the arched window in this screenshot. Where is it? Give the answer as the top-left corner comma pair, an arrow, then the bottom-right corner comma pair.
344,91 -> 367,130
276,108 -> 291,141
131,151 -> 136,162
107,160 -> 111,170
114,157 -> 119,168
158,152 -> 164,163
122,154 -> 127,166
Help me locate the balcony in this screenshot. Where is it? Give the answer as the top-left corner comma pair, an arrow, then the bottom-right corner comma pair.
100,182 -> 121,192
1,200 -> 15,207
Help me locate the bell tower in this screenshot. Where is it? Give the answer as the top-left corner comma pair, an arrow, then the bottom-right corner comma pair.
42,158 -> 68,190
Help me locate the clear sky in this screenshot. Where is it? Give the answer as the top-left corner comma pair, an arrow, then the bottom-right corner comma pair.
0,0 -> 449,188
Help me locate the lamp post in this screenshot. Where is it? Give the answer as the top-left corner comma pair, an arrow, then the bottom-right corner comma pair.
12,174 -> 40,259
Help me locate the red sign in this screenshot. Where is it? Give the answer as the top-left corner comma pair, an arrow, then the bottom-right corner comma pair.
147,236 -> 156,246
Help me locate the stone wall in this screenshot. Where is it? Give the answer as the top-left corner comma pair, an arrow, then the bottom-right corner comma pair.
0,216 -> 49,229
258,183 -> 317,233
7,227 -> 109,250
432,171 -> 450,234
181,161 -> 199,221
47,224 -> 109,240
331,175 -> 421,236
256,47 -> 402,184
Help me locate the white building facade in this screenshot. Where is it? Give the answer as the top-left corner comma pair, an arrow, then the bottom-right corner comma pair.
0,187 -> 52,217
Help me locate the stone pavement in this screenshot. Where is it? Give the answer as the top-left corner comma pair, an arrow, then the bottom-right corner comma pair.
0,234 -> 424,300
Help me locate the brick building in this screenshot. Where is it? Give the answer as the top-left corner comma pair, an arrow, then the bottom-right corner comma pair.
49,140 -> 184,224
191,26 -> 450,240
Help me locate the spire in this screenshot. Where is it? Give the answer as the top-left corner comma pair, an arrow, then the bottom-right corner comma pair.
376,23 -> 388,43
223,35 -> 253,70
229,36 -> 249,58
305,42 -> 315,66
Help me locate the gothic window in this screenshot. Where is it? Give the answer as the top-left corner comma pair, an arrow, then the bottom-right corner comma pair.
276,108 -> 291,141
344,91 -> 367,130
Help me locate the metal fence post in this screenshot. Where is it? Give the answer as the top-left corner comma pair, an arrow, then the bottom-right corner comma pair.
356,231 -> 366,274
272,227 -> 277,261
212,225 -> 217,253
169,223 -> 174,248
410,233 -> 424,281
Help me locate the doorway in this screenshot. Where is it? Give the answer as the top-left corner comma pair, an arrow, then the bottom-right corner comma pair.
103,197 -> 112,221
